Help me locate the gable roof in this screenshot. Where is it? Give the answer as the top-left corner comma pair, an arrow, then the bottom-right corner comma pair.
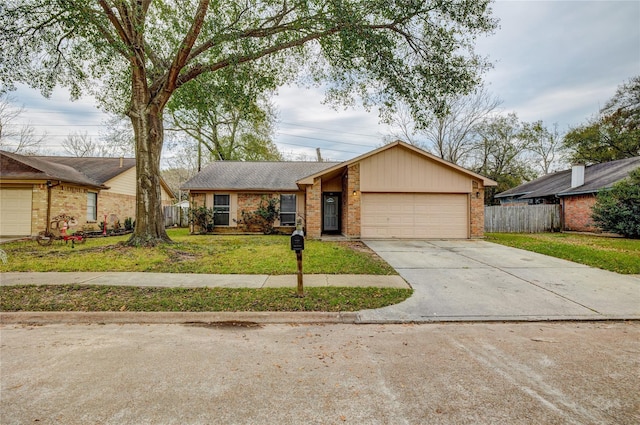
296,141 -> 498,186
33,156 -> 137,184
0,150 -> 108,189
181,161 -> 340,191
496,156 -> 640,199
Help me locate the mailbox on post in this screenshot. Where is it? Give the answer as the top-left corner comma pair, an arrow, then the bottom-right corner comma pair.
290,230 -> 304,252
290,230 -> 305,296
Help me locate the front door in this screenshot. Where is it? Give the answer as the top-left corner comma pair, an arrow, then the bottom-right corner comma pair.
323,194 -> 340,233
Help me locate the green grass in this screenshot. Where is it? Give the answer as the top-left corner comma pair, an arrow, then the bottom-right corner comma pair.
486,232 -> 640,274
0,285 -> 412,312
0,228 -> 396,275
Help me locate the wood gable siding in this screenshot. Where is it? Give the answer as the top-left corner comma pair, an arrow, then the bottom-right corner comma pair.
106,168 -> 172,202
105,167 -> 136,196
359,146 -> 472,193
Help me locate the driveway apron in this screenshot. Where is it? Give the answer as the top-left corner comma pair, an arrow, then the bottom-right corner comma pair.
359,240 -> 640,322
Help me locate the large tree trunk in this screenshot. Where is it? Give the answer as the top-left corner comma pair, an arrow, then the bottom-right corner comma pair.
126,99 -> 172,246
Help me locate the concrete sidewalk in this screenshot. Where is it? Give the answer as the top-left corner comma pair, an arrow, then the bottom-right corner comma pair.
0,272 -> 409,289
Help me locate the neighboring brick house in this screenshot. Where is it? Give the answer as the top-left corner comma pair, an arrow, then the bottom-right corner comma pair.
182,141 -> 497,239
495,157 -> 640,232
0,151 -> 174,237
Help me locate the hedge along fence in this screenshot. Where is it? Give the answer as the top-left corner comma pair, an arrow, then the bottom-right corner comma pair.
485,205 -> 562,233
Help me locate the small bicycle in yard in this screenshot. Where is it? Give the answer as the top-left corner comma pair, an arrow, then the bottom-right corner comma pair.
36,214 -> 86,247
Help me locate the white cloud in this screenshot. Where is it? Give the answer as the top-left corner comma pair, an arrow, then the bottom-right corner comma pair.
6,0 -> 639,158
9,85 -> 105,155
477,0 -> 640,130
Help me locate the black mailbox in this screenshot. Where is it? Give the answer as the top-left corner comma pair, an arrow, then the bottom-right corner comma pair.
290,230 -> 304,251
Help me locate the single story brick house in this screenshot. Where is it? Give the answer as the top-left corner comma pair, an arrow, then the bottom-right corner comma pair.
0,150 -> 174,237
495,156 -> 640,231
182,141 -> 497,239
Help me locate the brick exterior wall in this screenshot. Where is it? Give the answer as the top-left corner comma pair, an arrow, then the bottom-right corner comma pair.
98,192 -> 137,230
188,192 -> 300,234
29,184 -> 169,234
190,193 -> 206,208
30,184 -> 88,234
237,193 -> 277,232
344,164 -> 361,238
305,178 -> 322,238
31,184 -> 48,235
563,194 -> 598,232
470,186 -> 485,238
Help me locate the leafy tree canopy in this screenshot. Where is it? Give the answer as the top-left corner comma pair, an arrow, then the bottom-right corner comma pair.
166,68 -> 282,164
0,0 -> 496,245
471,112 -> 537,204
563,76 -> 640,165
591,167 -> 640,238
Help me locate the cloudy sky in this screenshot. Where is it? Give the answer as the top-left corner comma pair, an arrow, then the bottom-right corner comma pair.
4,0 -> 640,163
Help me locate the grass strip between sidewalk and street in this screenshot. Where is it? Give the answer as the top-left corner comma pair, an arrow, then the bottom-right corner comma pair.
486,232 -> 640,274
0,285 -> 413,312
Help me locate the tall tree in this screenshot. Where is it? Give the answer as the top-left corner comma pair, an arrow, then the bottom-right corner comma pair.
62,131 -> 109,157
166,72 -> 282,167
0,93 -> 45,155
472,112 -> 536,204
563,76 -> 640,165
386,86 -> 501,165
520,121 -> 564,175
1,0 -> 496,245
63,118 -> 135,157
99,115 -> 136,157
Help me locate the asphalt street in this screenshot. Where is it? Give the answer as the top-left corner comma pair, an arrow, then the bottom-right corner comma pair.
1,322 -> 638,424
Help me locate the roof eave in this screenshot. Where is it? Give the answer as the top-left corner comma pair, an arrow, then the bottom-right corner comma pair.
557,188 -> 601,197
182,187 -> 301,192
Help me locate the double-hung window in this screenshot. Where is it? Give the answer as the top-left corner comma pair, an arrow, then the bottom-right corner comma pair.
213,194 -> 230,226
87,192 -> 97,222
280,194 -> 296,226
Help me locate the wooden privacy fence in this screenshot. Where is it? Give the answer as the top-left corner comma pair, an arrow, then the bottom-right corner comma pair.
484,205 -> 561,233
164,206 -> 189,228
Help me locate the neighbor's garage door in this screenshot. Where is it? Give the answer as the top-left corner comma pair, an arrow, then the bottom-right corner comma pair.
0,188 -> 33,236
361,193 -> 468,239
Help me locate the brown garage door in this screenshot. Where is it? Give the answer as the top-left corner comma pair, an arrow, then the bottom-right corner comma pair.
0,188 -> 33,236
361,193 -> 468,239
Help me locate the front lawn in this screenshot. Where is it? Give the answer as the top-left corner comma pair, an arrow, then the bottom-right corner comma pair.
0,229 -> 396,275
486,232 -> 640,274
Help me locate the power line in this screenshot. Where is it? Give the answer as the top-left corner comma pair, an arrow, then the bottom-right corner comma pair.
276,132 -> 377,149
275,140 -> 363,155
278,121 -> 384,139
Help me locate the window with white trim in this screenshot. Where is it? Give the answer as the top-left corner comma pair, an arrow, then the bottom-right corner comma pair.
213,194 -> 230,226
280,194 -> 296,226
87,192 -> 97,221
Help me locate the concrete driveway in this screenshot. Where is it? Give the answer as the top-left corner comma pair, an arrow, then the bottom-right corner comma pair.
359,239 -> 640,322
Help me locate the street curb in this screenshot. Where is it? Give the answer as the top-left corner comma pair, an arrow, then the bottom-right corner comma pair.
3,312 -> 637,326
0,311 -> 359,325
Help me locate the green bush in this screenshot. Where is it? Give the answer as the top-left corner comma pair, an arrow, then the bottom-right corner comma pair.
189,206 -> 215,233
237,196 -> 280,234
592,168 -> 640,238
124,217 -> 135,231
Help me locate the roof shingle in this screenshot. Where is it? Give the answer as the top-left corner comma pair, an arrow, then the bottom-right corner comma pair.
181,161 -> 340,191
0,151 -> 142,189
496,157 -> 640,199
